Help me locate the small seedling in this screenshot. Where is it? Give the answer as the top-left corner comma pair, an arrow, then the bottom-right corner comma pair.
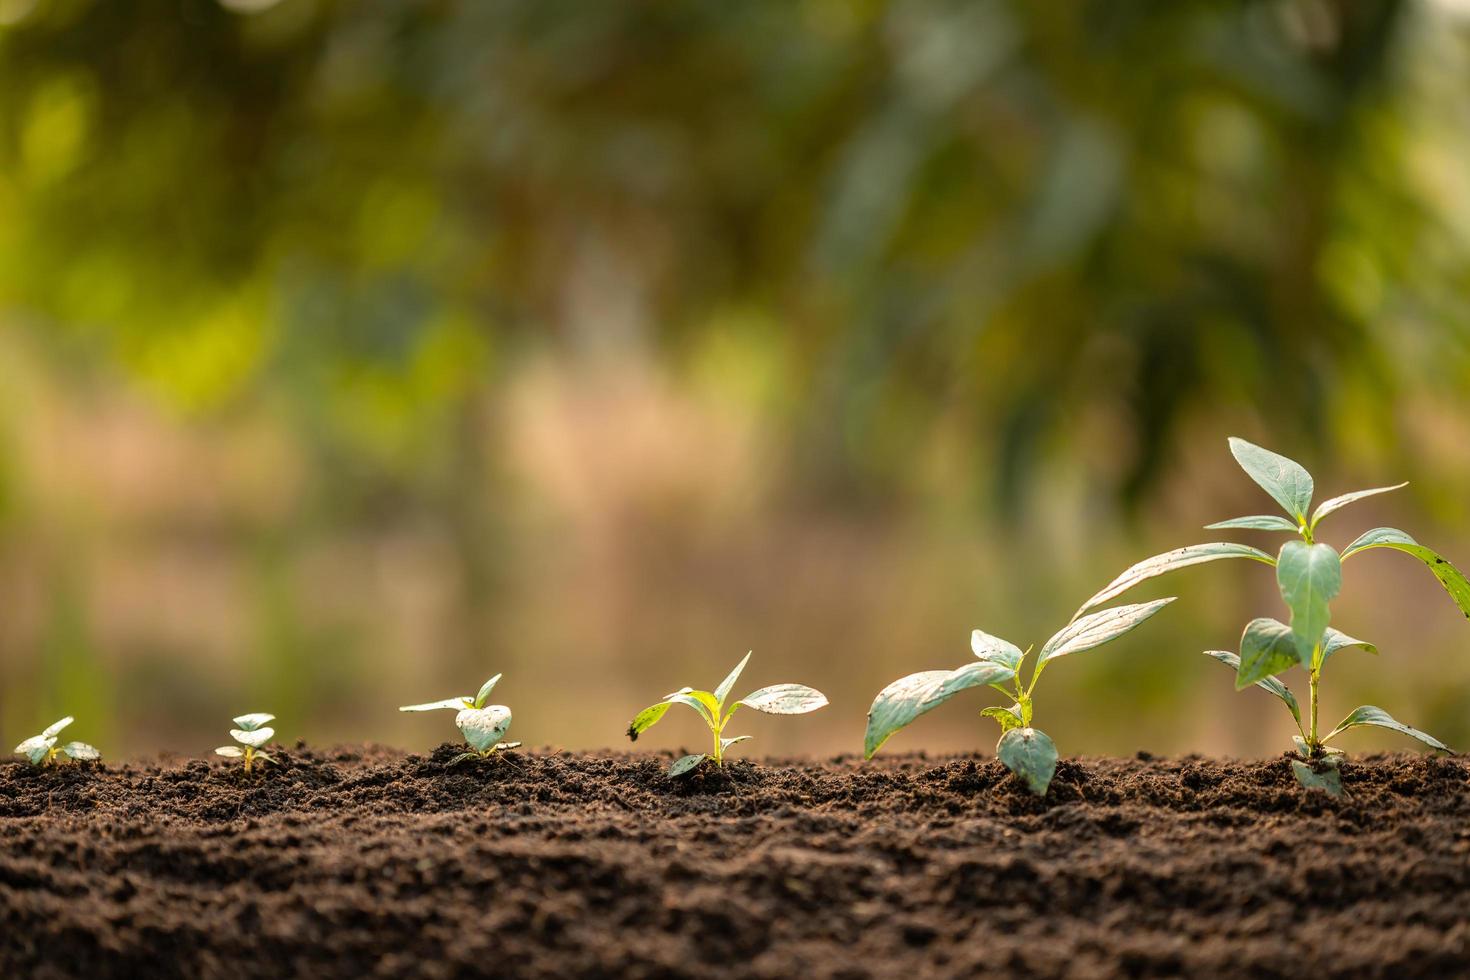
215,713 -> 278,772
626,652 -> 828,776
400,673 -> 521,766
864,599 -> 1175,796
1082,437 -> 1462,793
13,716 -> 100,767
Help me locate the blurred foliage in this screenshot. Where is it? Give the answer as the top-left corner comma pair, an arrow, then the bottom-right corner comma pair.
2,0 -> 1470,755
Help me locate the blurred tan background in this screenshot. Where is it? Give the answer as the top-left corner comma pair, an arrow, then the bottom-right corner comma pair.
2,0 -> 1469,761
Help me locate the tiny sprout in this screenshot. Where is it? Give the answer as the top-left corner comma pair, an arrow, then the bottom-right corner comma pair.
13,716 -> 101,767
626,651 -> 829,777
400,673 -> 521,766
215,712 -> 278,772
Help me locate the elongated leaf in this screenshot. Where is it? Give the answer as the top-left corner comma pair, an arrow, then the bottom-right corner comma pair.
494,742 -> 522,752
1236,617 -> 1301,685
1324,705 -> 1449,750
456,706 -> 512,752
713,652 -> 752,708
1040,598 -> 1175,665
447,752 -> 479,767
42,717 -> 74,739
970,629 -> 1024,670
1310,483 -> 1408,529
1291,759 -> 1343,797
668,753 -> 707,777
997,727 -> 1058,796
863,662 -> 1015,758
231,727 -> 274,748
15,735 -> 53,757
232,712 -> 275,731
664,689 -> 718,725
1075,544 -> 1274,618
474,674 -> 503,709
720,735 -> 752,752
253,751 -> 277,765
1204,515 -> 1300,532
62,742 -> 100,761
627,701 -> 673,741
1203,650 -> 1300,728
1341,527 -> 1470,620
1228,437 -> 1314,521
981,703 -> 1024,733
399,697 -> 471,712
1276,541 -> 1341,660
735,684 -> 828,715
215,746 -> 245,758
1320,627 -> 1377,664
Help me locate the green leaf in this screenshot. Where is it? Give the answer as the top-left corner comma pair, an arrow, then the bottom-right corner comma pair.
455,705 -> 512,752
734,684 -> 828,715
1310,483 -> 1408,529
215,746 -> 245,758
231,712 -> 275,731
981,704 -> 1024,733
1275,540 -> 1341,660
997,727 -> 1059,796
668,753 -> 707,777
1074,544 -> 1274,618
16,735 -> 54,764
399,698 -> 472,712
473,674 -> 503,709
1236,617 -> 1302,686
663,689 -> 718,726
1341,527 -> 1470,621
1039,598 -> 1175,665
627,701 -> 673,741
1291,759 -> 1343,797
713,651 -> 751,708
494,741 -> 522,751
1204,515 -> 1301,532
970,629 -> 1023,670
1324,705 -> 1449,751
863,662 -> 1015,758
1203,650 -> 1300,729
253,751 -> 276,765
1320,627 -> 1377,664
26,743 -> 52,766
447,752 -> 479,767
62,742 -> 100,761
230,727 -> 274,748
41,717 -> 74,739
719,735 -> 752,752
1228,436 -> 1314,521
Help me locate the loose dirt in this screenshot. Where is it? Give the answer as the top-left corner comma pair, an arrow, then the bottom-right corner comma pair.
2,747 -> 1467,978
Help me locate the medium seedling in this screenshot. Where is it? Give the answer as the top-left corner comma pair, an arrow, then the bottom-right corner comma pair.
864,599 -> 1175,795
215,713 -> 278,772
13,716 -> 100,767
626,652 -> 828,776
1081,437 -> 1462,793
400,673 -> 521,766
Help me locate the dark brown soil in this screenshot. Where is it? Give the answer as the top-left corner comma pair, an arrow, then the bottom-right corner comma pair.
2,746 -> 1468,979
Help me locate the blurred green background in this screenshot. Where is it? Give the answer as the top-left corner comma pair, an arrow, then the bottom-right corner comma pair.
2,0 -> 1469,762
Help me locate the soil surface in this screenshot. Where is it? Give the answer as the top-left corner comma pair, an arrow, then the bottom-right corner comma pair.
1,746 -> 1468,979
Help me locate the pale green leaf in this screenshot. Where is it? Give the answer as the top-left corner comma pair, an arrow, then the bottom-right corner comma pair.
253,751 -> 276,765
62,742 -> 99,761
664,689 -> 718,725
1236,617 -> 1301,686
720,735 -> 752,752
1203,650 -> 1300,729
1324,705 -> 1449,751
231,712 -> 275,731
734,684 -> 828,715
1039,598 -> 1175,665
668,753 -> 707,777
713,652 -> 751,708
456,705 -> 512,752
41,717 -> 74,739
473,674 -> 503,709
1074,544 -> 1274,618
15,735 -> 54,760
399,697 -> 472,712
447,752 -> 479,767
863,662 -> 1015,758
1320,627 -> 1377,664
1291,759 -> 1343,797
997,727 -> 1059,796
981,703 -> 1024,733
1341,527 -> 1470,620
215,746 -> 245,758
970,629 -> 1024,670
1228,436 -> 1314,521
25,743 -> 51,766
627,701 -> 673,741
1310,483 -> 1408,529
230,727 -> 274,748
1276,540 -> 1341,660
1204,515 -> 1301,532
494,741 -> 522,751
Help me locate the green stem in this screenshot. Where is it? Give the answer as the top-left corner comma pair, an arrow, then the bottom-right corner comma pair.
712,718 -> 723,766
1308,669 -> 1320,752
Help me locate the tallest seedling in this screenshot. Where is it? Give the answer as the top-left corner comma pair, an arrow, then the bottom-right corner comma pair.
1082,437 -> 1465,791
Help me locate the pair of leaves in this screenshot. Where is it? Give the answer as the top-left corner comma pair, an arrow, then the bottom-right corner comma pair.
13,717 -> 100,766
666,735 -> 754,778
399,674 -> 503,713
1221,437 -> 1412,533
